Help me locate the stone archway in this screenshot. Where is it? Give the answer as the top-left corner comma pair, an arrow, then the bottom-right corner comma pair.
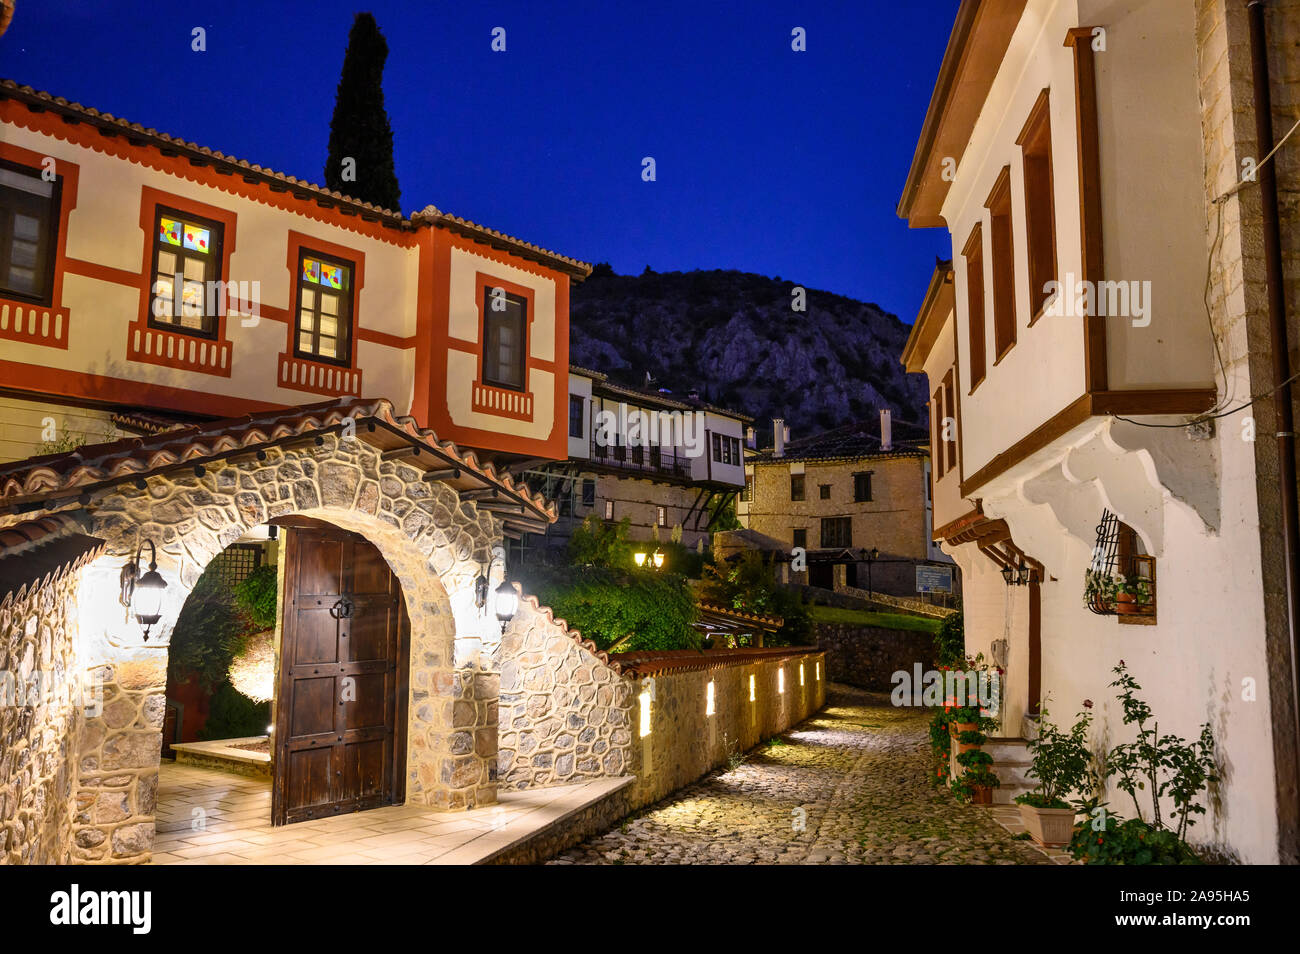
68,433 -> 507,862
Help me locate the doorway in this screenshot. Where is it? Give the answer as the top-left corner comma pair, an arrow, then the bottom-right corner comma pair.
272,518 -> 410,825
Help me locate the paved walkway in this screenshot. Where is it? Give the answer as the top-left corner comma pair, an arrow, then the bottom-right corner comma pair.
551,684 -> 1056,865
150,762 -> 628,865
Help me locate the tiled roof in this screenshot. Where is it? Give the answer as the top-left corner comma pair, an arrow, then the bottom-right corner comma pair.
0,80 -> 591,278
753,417 -> 930,463
592,379 -> 753,423
613,646 -> 822,678
0,397 -> 557,532
695,600 -> 784,630
0,512 -> 106,608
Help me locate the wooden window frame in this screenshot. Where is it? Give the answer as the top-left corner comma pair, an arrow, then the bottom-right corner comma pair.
292,247 -> 356,367
790,473 -> 805,502
480,281 -> 529,392
942,368 -> 957,473
819,483 -> 832,500
1018,89 -> 1057,326
792,528 -> 807,550
604,499 -> 615,521
963,222 -> 987,392
568,394 -> 585,438
657,505 -> 668,528
853,471 -> 873,503
147,204 -> 225,340
820,516 -> 852,549
0,157 -> 62,306
986,166 -> 1016,363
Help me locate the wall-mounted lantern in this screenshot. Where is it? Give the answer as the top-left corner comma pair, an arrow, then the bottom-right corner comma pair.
475,554 -> 518,633
119,539 -> 167,641
652,548 -> 665,570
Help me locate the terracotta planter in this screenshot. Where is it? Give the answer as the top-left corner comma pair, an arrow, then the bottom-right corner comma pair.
1116,593 -> 1139,615
956,721 -> 977,735
971,785 -> 993,805
1018,802 -> 1076,847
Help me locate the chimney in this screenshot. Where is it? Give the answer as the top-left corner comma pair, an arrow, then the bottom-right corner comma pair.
773,418 -> 786,458
880,408 -> 893,451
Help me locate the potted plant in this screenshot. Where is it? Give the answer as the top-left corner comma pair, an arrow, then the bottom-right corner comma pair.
1015,703 -> 1094,847
1083,569 -> 1121,612
966,769 -> 1001,804
1114,574 -> 1151,615
954,748 -> 999,804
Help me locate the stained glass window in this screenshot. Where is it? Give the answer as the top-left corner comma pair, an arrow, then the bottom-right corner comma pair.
295,251 -> 353,366
149,206 -> 222,337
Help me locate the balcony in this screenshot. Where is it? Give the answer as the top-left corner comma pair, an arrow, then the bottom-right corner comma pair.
590,438 -> 691,480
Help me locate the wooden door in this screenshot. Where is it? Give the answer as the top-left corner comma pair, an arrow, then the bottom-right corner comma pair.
273,521 -> 409,826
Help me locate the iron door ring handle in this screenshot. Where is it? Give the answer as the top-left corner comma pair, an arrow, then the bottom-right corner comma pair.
330,597 -> 354,620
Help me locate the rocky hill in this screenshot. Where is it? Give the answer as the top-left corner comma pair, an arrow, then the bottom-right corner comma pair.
569,267 -> 930,437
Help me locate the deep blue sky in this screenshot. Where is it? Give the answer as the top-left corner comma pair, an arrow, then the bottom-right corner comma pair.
3,1 -> 957,321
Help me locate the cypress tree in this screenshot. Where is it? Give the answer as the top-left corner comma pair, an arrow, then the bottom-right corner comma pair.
323,12 -> 402,211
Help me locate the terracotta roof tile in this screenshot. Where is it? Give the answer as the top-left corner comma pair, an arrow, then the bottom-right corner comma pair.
0,397 -> 557,530
614,646 -> 822,678
0,511 -> 106,608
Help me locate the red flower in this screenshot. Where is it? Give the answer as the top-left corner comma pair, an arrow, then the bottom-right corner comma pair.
1097,837 -> 1103,844
1083,699 -> 1094,709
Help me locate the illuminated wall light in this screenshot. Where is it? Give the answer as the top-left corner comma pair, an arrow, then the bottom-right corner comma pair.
749,674 -> 756,702
816,661 -> 821,681
638,689 -> 652,737
778,668 -> 785,694
706,680 -> 716,716
799,663 -> 805,687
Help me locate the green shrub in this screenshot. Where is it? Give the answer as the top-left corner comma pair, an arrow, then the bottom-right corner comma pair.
1069,815 -> 1203,865
700,549 -> 812,645
167,565 -> 247,689
233,564 -> 278,630
568,515 -> 635,569
523,564 -> 698,653
935,603 -> 964,668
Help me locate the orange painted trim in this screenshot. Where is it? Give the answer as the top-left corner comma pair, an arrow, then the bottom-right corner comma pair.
474,269 -> 536,389
0,141 -> 79,351
0,100 -> 414,248
356,328 -> 415,348
0,359 -> 288,419
279,230 -> 365,388
63,257 -> 137,288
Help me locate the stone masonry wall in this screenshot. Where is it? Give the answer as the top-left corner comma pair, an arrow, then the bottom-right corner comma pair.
626,650 -> 826,810
815,623 -> 936,692
0,571 -> 83,865
496,594 -> 634,790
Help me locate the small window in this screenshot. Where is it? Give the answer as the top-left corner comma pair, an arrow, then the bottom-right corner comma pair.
149,206 -> 223,338
820,516 -> 852,548
963,222 -> 986,391
712,433 -> 723,461
483,284 -> 527,390
569,395 -> 585,438
790,473 -> 805,501
295,251 -> 354,365
581,478 -> 595,507
819,484 -> 831,500
986,167 -> 1016,361
853,472 -> 873,502
657,505 -> 667,527
604,499 -> 614,521
1018,89 -> 1057,322
0,159 -> 61,304
792,528 -> 807,550
931,388 -> 945,479
743,475 -> 754,502
942,370 -> 957,473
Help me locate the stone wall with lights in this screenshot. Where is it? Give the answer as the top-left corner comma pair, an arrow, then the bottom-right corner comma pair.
495,595 -> 634,791
0,571 -> 85,864
626,650 -> 825,810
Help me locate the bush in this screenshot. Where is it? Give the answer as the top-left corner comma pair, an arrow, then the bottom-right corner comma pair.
522,564 -> 699,653
1015,704 -> 1094,810
168,565 -> 247,689
568,515 -> 636,569
1069,815 -> 1202,865
935,603 -> 964,668
233,564 -> 278,630
700,549 -> 812,645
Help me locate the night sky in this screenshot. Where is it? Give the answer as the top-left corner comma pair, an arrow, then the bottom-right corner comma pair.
3,0 -> 957,321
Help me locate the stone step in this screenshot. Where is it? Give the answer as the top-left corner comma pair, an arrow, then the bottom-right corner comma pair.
982,737 -> 1030,762
989,760 -> 1035,788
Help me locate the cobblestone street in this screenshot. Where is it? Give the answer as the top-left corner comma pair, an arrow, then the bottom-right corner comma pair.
551,684 -> 1055,865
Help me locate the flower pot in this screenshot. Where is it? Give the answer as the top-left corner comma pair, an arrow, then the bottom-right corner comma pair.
1018,802 -> 1076,847
971,785 -> 993,805
1116,593 -> 1139,615
956,721 -> 977,735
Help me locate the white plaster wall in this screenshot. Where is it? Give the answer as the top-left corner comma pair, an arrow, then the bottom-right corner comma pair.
567,372 -> 594,459
941,0 -> 1086,479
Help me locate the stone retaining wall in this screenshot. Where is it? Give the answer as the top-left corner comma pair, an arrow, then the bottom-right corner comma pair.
816,623 -> 935,692
625,649 -> 826,810
0,572 -> 83,865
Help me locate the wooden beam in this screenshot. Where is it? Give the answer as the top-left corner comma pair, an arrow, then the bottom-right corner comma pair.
381,446 -> 420,461
460,488 -> 500,502
421,468 -> 461,481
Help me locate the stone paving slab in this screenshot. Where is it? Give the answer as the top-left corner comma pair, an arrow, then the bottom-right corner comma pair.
551,684 -> 1058,865
151,762 -> 632,865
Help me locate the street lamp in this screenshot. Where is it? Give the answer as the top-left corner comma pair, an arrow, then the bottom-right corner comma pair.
863,547 -> 880,598
119,539 -> 167,641
652,548 -> 665,570
634,552 -> 648,567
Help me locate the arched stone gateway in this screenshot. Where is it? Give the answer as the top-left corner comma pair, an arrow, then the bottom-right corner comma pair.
0,399 -> 633,863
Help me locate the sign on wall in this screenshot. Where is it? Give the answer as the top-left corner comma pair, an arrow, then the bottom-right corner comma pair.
915,564 -> 952,593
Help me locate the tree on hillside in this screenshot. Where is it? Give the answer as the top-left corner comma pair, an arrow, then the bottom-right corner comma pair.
323,12 -> 402,211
